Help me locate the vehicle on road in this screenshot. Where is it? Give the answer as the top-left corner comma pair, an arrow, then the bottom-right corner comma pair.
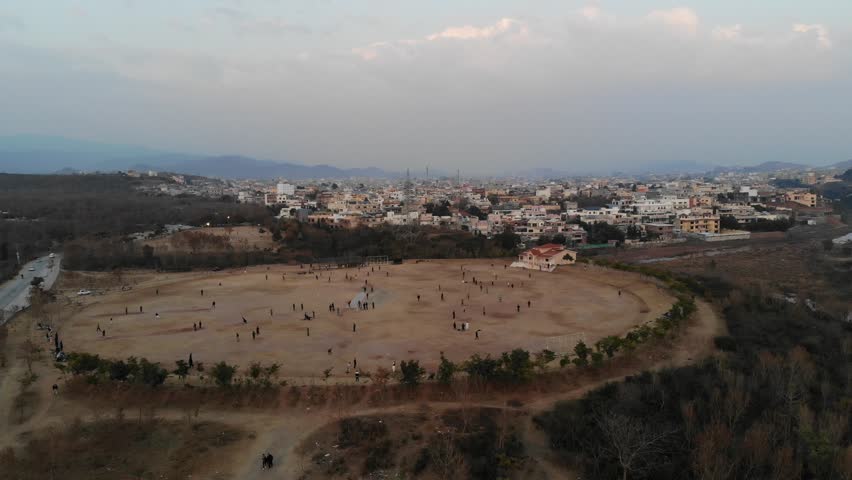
77,289 -> 92,296
49,253 -> 56,258
28,267 -> 35,271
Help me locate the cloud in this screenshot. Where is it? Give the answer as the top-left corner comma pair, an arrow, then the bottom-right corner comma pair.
793,23 -> 832,49
645,7 -> 699,35
1,6 -> 848,174
712,24 -> 743,41
426,18 -> 527,41
177,7 -> 310,36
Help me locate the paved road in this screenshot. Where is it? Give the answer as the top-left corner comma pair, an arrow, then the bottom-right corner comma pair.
0,254 -> 62,325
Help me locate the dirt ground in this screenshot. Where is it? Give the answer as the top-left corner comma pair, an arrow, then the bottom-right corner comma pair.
60,260 -> 675,379
141,225 -> 277,253
0,259 -> 723,480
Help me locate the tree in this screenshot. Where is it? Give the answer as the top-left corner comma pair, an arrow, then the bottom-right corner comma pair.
463,354 -> 501,382
720,215 -> 740,230
572,341 -> 591,367
597,412 -> 676,480
109,360 -> 131,381
138,358 -> 167,387
400,360 -> 425,387
211,361 -> 237,387
500,348 -> 534,382
174,360 -> 190,381
437,354 -> 456,385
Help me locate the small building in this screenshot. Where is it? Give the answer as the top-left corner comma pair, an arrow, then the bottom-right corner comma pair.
511,243 -> 577,272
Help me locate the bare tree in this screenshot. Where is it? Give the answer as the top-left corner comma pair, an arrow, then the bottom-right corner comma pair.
596,412 -> 676,480
430,429 -> 464,480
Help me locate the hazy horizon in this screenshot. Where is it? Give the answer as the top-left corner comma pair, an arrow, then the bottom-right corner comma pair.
1,1 -> 851,174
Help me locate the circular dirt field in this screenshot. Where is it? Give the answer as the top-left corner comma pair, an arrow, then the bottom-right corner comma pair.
61,260 -> 675,379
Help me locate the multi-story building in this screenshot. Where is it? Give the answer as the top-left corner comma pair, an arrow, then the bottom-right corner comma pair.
676,214 -> 721,234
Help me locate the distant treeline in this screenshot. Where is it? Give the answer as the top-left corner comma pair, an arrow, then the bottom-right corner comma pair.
0,173 -> 268,280
61,220 -> 522,272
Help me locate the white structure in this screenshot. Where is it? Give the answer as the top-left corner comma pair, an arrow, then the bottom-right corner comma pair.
277,183 -> 295,196
511,244 -> 577,272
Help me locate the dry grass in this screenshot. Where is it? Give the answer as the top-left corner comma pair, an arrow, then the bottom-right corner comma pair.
0,417 -> 245,480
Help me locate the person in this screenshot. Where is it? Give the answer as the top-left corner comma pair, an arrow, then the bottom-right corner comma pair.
452,311 -> 456,319
102,330 -> 106,337
266,453 -> 273,469
189,353 -> 193,367
156,289 -> 159,295
97,323 -> 101,332
193,323 -> 197,331
212,301 -> 216,310
236,332 -> 239,341
372,302 -> 375,309
355,370 -> 361,382
201,289 -> 204,296
52,384 -> 58,395
199,321 -> 202,329
270,308 -> 273,316
353,323 -> 356,332
417,294 -> 420,302
256,326 -> 260,335
528,300 -> 531,308
243,317 -> 247,324
139,306 -> 143,313
125,307 -> 128,315
252,331 -> 256,340
155,312 -> 160,319
328,348 -> 332,355
306,327 -> 310,336
517,304 -> 521,313
300,303 -> 304,310
392,361 -> 396,373
476,329 -> 481,339
441,293 -> 444,301
293,303 -> 296,311
453,321 -> 457,330
618,290 -> 622,296
353,358 -> 357,369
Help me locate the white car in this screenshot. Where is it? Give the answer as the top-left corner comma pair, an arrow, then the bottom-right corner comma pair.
49,253 -> 56,259
28,267 -> 35,272
77,289 -> 92,296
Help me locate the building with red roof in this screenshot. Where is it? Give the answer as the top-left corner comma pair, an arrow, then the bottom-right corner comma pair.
512,243 -> 577,272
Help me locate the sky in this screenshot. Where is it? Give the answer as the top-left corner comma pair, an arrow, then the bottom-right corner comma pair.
0,1 -> 850,174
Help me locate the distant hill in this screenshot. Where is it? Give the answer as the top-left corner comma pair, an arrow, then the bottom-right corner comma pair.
0,135 -> 396,179
828,159 -> 852,171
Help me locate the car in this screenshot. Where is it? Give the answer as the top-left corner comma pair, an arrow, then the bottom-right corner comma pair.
77,289 -> 92,296
28,267 -> 35,272
48,253 -> 56,258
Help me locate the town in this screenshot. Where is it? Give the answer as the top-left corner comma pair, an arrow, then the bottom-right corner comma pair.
127,165 -> 839,248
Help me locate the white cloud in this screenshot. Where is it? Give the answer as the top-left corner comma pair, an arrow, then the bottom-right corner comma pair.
793,23 -> 832,49
712,24 -> 742,41
579,6 -> 602,21
426,18 -> 526,41
646,7 -> 699,35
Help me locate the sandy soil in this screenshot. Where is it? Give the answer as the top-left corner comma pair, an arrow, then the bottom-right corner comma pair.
60,260 -> 675,379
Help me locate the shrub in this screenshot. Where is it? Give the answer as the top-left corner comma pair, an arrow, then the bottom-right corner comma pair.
400,360 -> 425,387
437,354 -> 456,385
713,336 -> 737,352
211,361 -> 237,387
